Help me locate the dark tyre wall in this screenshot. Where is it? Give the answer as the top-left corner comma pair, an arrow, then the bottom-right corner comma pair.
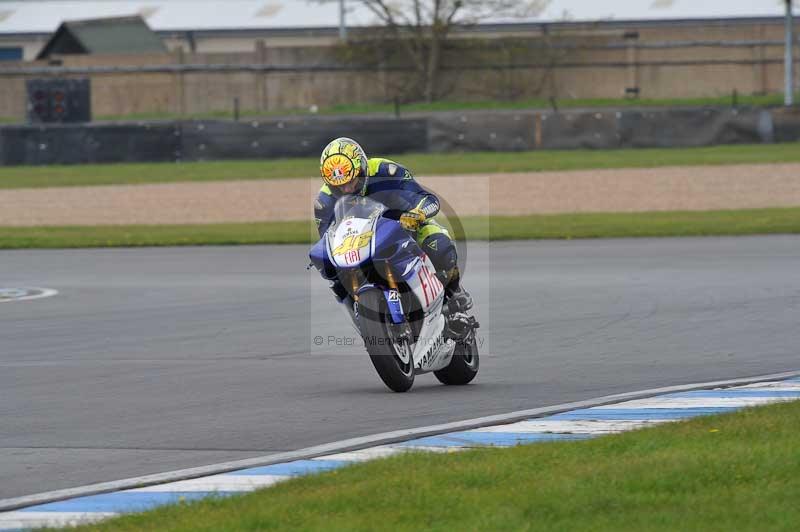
1,108 -> 798,166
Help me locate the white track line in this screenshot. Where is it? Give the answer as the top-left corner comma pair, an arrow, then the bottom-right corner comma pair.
314,445 -> 456,462
729,382 -> 800,391
0,512 -> 115,529
128,474 -> 287,493
472,419 -> 676,434
0,287 -> 58,303
594,396 -> 798,409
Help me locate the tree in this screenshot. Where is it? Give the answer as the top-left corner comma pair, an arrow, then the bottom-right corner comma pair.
349,0 -> 552,103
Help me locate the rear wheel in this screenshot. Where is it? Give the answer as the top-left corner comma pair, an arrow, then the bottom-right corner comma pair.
358,289 -> 415,392
434,332 -> 479,385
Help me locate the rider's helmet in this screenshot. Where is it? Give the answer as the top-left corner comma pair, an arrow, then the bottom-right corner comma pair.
320,137 -> 369,197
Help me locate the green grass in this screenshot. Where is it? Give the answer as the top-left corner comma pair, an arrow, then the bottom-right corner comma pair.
319,93 -> 796,115
3,208 -> 800,249
0,221 -> 316,249
87,92 -> 798,121
478,208 -> 800,240
4,94 -> 796,125
63,399 -> 800,531
2,142 -> 800,189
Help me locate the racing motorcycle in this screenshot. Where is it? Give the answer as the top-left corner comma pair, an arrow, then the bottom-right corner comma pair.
309,195 -> 479,392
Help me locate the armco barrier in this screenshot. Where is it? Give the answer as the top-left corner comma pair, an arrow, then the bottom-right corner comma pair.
1,108 -> 799,165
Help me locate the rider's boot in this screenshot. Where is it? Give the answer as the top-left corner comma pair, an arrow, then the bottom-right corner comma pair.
443,274 -> 479,341
443,267 -> 473,314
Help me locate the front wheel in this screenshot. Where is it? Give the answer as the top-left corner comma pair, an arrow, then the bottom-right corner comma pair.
358,289 -> 415,392
434,333 -> 479,385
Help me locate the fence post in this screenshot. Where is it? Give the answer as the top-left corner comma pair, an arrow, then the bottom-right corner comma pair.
785,0 -> 795,106
174,47 -> 186,117
255,40 -> 267,112
624,31 -> 640,98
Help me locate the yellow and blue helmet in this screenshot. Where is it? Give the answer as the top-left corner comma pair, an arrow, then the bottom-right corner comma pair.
320,137 -> 368,196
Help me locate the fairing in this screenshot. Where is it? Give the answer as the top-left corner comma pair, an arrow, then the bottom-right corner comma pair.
309,195 -> 456,373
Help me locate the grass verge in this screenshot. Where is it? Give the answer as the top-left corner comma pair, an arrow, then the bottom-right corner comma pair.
83,92 -> 798,121
63,399 -> 800,531
1,142 -> 800,189
2,208 -> 800,249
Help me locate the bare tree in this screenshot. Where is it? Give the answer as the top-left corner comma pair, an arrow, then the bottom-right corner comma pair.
349,1 -> 552,103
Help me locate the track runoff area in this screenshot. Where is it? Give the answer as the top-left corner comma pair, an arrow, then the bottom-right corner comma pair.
0,372 -> 798,529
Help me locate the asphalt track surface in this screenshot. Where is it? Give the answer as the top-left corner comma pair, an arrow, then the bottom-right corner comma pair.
2,236 -> 799,499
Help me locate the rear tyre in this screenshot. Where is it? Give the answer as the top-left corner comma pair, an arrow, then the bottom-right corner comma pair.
358,289 -> 415,392
434,333 -> 479,385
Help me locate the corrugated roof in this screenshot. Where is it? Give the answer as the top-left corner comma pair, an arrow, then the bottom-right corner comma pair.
0,0 -> 797,35
36,15 -> 166,57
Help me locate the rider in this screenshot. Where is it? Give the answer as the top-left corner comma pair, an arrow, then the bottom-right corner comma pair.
314,137 -> 472,312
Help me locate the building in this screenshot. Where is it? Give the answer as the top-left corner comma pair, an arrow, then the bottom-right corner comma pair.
36,16 -> 166,59
0,0 -> 797,61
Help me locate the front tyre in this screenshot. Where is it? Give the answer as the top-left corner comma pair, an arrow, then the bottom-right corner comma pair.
358,289 -> 415,392
434,333 -> 479,385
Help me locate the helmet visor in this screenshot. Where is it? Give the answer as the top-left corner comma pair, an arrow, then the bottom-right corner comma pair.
338,178 -> 361,194
330,174 -> 364,196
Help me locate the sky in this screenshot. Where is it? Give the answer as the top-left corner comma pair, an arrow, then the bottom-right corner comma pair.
0,0 -> 797,34
527,0 -> 796,23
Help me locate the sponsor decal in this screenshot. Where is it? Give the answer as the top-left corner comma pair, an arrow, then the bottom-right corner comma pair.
421,334 -> 446,368
417,262 -> 443,307
421,201 -> 440,217
427,239 -> 438,251
314,199 -> 324,211
333,231 -> 373,256
388,163 -> 398,176
344,248 -> 361,264
401,256 -> 420,277
387,289 -> 400,302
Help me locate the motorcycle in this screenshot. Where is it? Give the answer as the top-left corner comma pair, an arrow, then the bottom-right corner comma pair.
309,195 -> 479,392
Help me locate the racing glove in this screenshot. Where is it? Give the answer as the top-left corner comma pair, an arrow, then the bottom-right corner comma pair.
399,207 -> 426,231
399,196 -> 439,231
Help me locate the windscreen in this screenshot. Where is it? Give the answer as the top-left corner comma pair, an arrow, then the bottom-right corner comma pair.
330,195 -> 386,232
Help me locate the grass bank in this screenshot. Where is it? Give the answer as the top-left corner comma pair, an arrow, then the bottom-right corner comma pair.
86,92 -> 796,121
2,208 -> 800,249
1,142 -> 799,189
0,94 -> 792,125
65,399 -> 800,531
